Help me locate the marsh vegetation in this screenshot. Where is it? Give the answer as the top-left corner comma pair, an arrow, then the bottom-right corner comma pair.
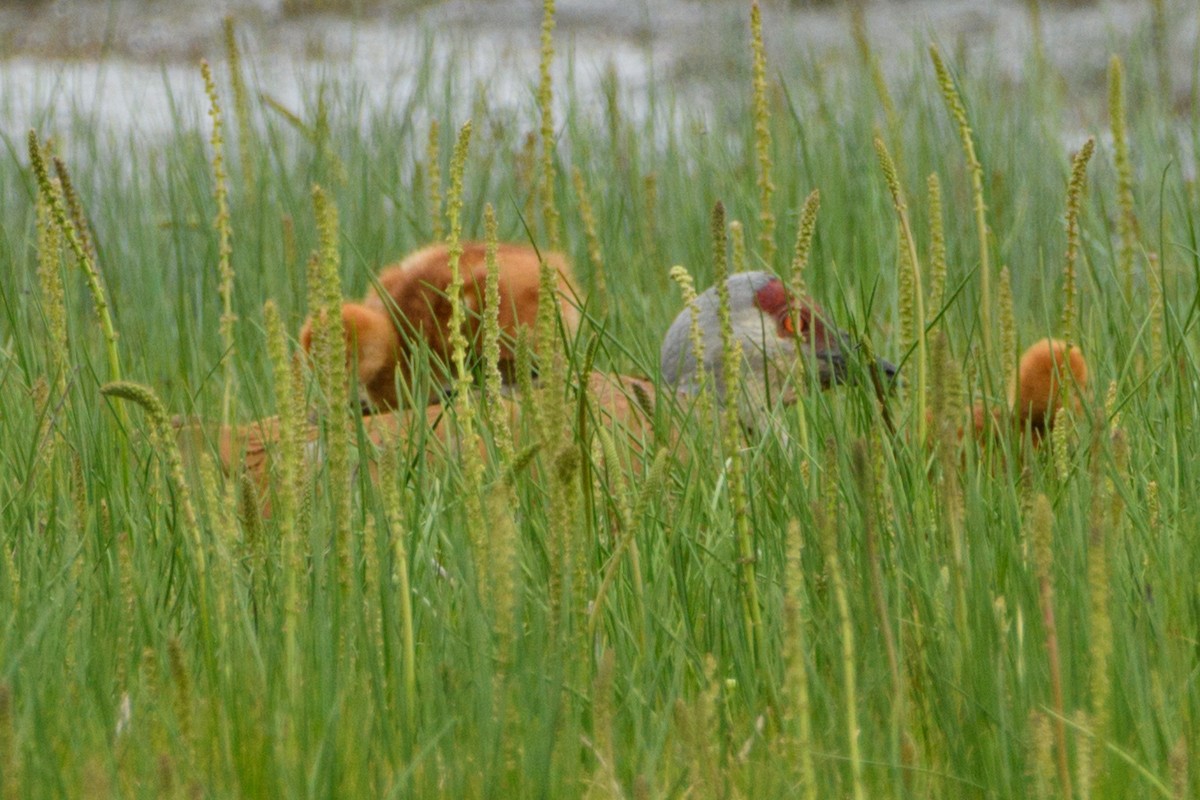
1,1 -> 1198,796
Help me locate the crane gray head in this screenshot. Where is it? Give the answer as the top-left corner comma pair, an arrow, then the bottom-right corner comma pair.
660,271 -> 897,407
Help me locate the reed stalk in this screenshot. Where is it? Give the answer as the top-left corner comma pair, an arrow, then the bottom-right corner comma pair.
481,204 -> 515,464
926,174 -> 946,321
28,132 -> 123,392
1062,138 -> 1096,342
1109,56 -> 1137,306
930,47 -> 991,374
1030,493 -> 1073,800
875,135 -> 927,447
537,0 -> 560,248
427,118 -> 443,240
571,167 -> 608,315
787,189 -> 819,462
750,2 -> 776,265
819,460 -> 866,800
201,59 -> 237,427
310,184 -> 352,584
222,16 -> 255,196
712,201 -> 766,672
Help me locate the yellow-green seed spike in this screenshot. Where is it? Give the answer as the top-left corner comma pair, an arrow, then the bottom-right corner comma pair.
787,189 -> 819,460
35,183 -> 68,402
101,382 -> 211,651
930,46 -> 991,377
571,166 -> 607,315
312,88 -> 346,187
310,185 -> 352,584
668,264 -> 713,421
481,204 -> 515,465
28,132 -> 123,391
101,381 -> 199,533
788,188 -> 820,296
875,135 -> 927,448
378,443 -> 416,740
897,234 -> 916,361
1074,711 -> 1095,799
712,201 -> 765,671
443,121 -> 489,594
927,173 -> 947,321
1052,404 -> 1072,481
1029,710 -> 1056,798
1148,252 -> 1164,371
711,210 -> 736,377
514,327 -> 537,430
729,220 -> 747,275
263,301 -> 300,540
1062,137 -> 1096,343
426,119 -> 443,241
533,255 -> 567,432
927,330 -> 954,457
537,0 -> 560,248
222,17 -> 255,196
202,59 -> 237,427
782,518 -> 818,800
444,120 -> 475,403
589,648 -> 617,793
263,300 -> 305,700
642,172 -> 659,262
486,483 -> 519,662
198,454 -> 234,647
1087,453 -> 1114,766
1028,493 -> 1073,800
998,266 -> 1016,402
818,480 -> 866,800
750,2 -> 776,265
1109,56 -> 1138,306
51,156 -> 96,269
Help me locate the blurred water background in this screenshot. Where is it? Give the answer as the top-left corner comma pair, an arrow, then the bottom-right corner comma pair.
2,1 -> 1195,147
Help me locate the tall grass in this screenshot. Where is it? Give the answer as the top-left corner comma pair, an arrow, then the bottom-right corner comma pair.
1,5 -> 1198,797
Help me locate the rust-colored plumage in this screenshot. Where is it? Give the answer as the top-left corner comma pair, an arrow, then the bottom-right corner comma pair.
1011,338 -> 1088,436
176,371 -> 656,499
187,260 -> 1087,508
300,242 -> 579,410
967,338 -> 1089,443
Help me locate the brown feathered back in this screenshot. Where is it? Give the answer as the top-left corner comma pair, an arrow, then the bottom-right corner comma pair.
302,242 -> 579,410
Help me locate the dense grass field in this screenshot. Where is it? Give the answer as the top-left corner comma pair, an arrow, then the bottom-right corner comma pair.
2,3 -> 1199,797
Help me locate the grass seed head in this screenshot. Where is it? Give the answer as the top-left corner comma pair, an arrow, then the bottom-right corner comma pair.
222,16 -> 255,194
789,189 -> 820,294
750,1 -> 775,265
927,173 -> 947,321
202,58 -> 237,422
999,266 -> 1016,392
729,220 -> 746,274
426,118 -> 443,240
571,167 -> 607,314
537,0 -> 560,248
1109,56 -> 1138,303
1061,137 -> 1096,342
35,182 -> 68,398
